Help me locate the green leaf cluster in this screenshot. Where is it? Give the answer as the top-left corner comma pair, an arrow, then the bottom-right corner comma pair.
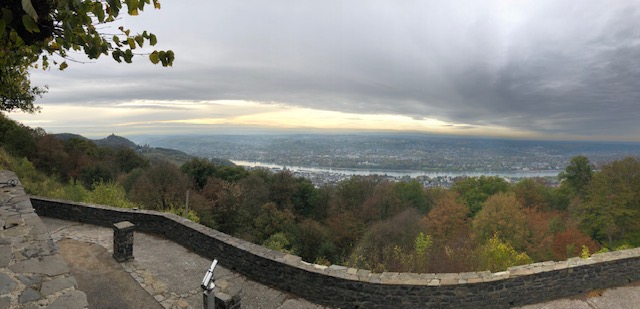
576,157 -> 640,248
559,155 -> 593,198
86,180 -> 140,209
452,176 -> 509,216
1,0 -> 174,112
475,235 -> 532,272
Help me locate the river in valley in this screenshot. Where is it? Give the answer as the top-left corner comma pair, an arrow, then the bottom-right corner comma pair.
231,160 -> 561,179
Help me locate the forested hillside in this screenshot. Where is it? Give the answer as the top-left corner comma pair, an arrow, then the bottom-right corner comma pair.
2,114 -> 639,273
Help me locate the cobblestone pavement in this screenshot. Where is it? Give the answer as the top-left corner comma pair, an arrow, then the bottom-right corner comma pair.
516,281 -> 640,309
42,217 -> 327,309
0,171 -> 87,309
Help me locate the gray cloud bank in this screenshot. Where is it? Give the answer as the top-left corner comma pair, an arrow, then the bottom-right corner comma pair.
31,0 -> 640,139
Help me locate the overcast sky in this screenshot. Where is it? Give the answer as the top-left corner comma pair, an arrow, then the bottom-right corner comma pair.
10,0 -> 640,141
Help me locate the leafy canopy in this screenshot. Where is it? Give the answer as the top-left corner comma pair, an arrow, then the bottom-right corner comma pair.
1,0 -> 174,113
559,155 -> 593,198
452,175 -> 509,216
577,157 -> 640,248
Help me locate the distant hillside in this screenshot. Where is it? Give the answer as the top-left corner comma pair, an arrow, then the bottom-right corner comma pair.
137,146 -> 194,165
53,133 -> 234,166
54,133 -> 89,141
93,134 -> 137,149
210,157 -> 235,167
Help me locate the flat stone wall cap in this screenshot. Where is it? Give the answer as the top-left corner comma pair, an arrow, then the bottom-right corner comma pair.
281,254 -> 302,265
380,272 -> 399,279
553,262 -> 569,270
491,271 -> 509,280
580,258 -> 597,265
437,273 -> 459,280
401,273 -> 424,285
477,271 -> 492,278
215,291 -> 232,302
427,279 -> 440,286
113,221 -> 135,229
529,262 -> 545,268
460,272 -> 480,279
356,269 -> 371,276
510,267 -> 534,276
507,264 -> 527,272
368,274 -> 382,283
313,264 -> 328,271
423,273 -> 437,279
329,265 -> 348,271
440,278 -> 459,285
567,257 -> 581,265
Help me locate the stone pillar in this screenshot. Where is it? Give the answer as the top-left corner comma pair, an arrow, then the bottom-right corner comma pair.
113,221 -> 135,262
215,292 -> 241,309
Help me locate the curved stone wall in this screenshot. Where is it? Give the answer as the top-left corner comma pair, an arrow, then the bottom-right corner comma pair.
30,196 -> 640,308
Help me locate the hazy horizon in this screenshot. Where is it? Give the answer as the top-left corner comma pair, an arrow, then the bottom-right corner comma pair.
10,0 -> 640,142
44,128 -> 640,146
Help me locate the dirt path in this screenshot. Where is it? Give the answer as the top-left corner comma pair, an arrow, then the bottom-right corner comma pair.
57,238 -> 162,309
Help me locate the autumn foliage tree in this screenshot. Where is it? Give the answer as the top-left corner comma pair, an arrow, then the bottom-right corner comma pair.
33,134 -> 66,175
424,191 -> 469,243
325,176 -> 383,256
473,192 -> 529,251
361,182 -> 405,222
291,219 -> 335,264
347,209 -> 427,272
522,208 -> 558,261
474,235 -> 532,272
129,161 -> 189,210
423,191 -> 474,271
552,227 -> 599,260
512,178 -> 551,210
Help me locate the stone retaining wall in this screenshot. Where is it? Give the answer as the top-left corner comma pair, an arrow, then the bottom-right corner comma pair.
0,172 -> 87,309
31,196 -> 640,308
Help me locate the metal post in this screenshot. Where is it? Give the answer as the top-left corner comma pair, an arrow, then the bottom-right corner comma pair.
201,259 -> 218,309
185,189 -> 190,217
203,290 -> 215,309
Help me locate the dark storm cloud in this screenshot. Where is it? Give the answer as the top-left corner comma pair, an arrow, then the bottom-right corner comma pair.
31,0 -> 640,139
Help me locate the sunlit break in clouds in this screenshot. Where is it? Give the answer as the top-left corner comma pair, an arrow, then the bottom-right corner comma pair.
9,0 -> 640,141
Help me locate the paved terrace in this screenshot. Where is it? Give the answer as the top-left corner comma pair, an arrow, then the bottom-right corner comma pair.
41,217 -> 640,309
42,216 -> 325,309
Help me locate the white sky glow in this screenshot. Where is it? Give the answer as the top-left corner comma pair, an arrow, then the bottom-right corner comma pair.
9,0 -> 640,141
